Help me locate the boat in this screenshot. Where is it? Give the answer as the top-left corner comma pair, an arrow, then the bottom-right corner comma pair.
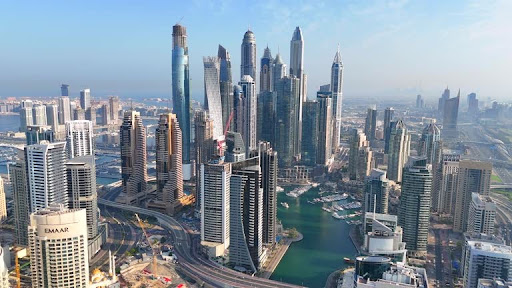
276,186 -> 284,192
281,202 -> 289,209
344,257 -> 355,264
286,185 -> 312,198
332,212 -> 344,219
322,207 -> 332,213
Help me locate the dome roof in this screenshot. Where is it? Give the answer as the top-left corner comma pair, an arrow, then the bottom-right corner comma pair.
243,30 -> 255,42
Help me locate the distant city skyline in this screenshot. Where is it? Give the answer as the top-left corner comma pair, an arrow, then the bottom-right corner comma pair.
1,0 -> 511,102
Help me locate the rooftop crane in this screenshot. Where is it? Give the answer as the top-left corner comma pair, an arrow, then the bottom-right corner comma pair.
135,213 -> 159,279
217,110 -> 235,153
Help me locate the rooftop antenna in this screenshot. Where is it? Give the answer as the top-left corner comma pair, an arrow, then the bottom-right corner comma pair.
177,16 -> 184,25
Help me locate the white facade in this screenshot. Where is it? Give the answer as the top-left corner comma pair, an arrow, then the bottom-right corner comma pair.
58,96 -> 72,124
468,193 -> 496,235
80,88 -> 91,110
463,240 -> 512,288
0,247 -> 8,288
201,162 -> 231,255
29,205 -> 90,288
66,120 -> 94,159
331,48 -> 343,149
0,178 -> 5,222
25,142 -> 68,213
238,75 -> 257,156
203,57 -> 224,140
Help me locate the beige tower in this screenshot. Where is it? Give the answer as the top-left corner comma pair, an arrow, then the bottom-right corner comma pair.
0,178 -> 6,222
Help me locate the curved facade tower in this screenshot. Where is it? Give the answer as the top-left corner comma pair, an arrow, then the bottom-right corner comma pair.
218,45 -> 233,131
203,56 -> 225,140
241,30 -> 257,81
331,47 -> 343,150
172,24 -> 191,162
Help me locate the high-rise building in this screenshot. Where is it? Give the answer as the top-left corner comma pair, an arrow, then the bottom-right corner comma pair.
463,240 -> 512,288
19,107 -> 33,132
203,56 -> 225,141
467,92 -> 479,114
32,105 -> 47,126
387,120 -> 411,183
398,157 -> 432,255
436,153 -> 460,214
236,75 -> 257,156
443,90 -> 460,138
290,27 -> 306,102
120,110 -> 147,205
230,157 -> 263,272
61,84 -> 69,96
274,76 -> 301,167
172,24 -> 191,162
316,91 -> 333,165
257,90 -> 275,144
364,169 -> 390,215
201,160 -> 231,257
348,129 -> 372,181
218,45 -> 233,131
194,110 -> 215,210
354,257 -> 428,287
258,142 -> 277,246
58,96 -> 71,125
74,107 -> 85,120
80,88 -> 91,110
416,94 -> 424,108
25,142 -> 68,213
26,125 -> 54,145
101,103 -> 111,125
260,46 -> 273,92
362,216 -> 407,263
224,131 -> 245,163
66,120 -> 94,159
331,47 -> 343,150
10,159 -> 29,246
467,193 -> 496,235
438,87 -> 450,113
364,107 -> 377,142
29,205 -> 89,288
21,99 -> 33,109
85,107 -> 96,126
417,123 -> 441,165
0,178 -> 6,222
109,96 -> 120,123
241,30 -> 257,81
454,160 -> 492,232
301,100 -> 318,166
66,155 -> 98,239
383,107 -> 394,153
156,113 -> 183,205
46,104 -> 60,134
272,53 -> 286,89
0,246 -> 8,288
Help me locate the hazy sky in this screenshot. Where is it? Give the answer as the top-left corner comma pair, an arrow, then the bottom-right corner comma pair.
1,0 -> 510,103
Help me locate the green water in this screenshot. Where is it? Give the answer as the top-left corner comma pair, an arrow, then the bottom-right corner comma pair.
270,186 -> 357,287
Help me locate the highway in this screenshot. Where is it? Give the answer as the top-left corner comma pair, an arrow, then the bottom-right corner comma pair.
98,199 -> 305,288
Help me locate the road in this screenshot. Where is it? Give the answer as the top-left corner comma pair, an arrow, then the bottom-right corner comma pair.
433,229 -> 454,288
99,199 -> 305,288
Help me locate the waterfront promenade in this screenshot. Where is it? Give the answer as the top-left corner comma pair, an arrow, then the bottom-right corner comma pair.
260,231 -> 304,279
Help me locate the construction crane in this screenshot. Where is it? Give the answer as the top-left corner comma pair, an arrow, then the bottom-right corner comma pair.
14,247 -> 27,288
217,110 -> 235,153
135,213 -> 158,279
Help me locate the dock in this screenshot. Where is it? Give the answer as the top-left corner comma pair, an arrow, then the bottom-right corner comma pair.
259,232 -> 303,279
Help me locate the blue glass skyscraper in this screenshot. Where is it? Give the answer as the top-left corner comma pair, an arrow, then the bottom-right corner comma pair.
172,24 -> 191,162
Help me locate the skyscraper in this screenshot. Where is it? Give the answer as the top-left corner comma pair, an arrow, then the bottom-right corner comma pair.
194,111 -> 214,210
398,157 -> 432,255
230,157 -> 263,272
46,104 -> 60,134
156,113 -> 183,206
417,123 -> 441,165
85,107 -> 96,126
348,129 -> 372,181
438,87 -> 450,113
238,75 -> 257,156
467,193 -> 496,235
467,92 -> 479,114
203,56 -> 224,140
80,88 -> 91,110
201,160 -> 231,257
364,107 -> 377,142
259,142 -> 277,246
10,159 -> 29,246
29,205 -> 89,288
26,125 -> 54,145
172,24 -> 191,162
416,94 -> 424,108
316,91 -> 333,166
453,160 -> 492,232
19,107 -> 33,132
218,45 -> 233,131
463,240 -> 512,288
241,30 -> 256,81
443,90 -> 460,138
387,120 -> 411,183
301,100 -> 318,166
272,53 -> 286,89
290,27 -> 306,102
25,142 -> 68,213
331,47 -> 343,150
260,46 -> 273,92
383,107 -> 394,153
58,96 -> 72,125
274,76 -> 301,167
101,103 -> 111,125
120,110 -> 147,205
0,178 -> 6,222
434,153 -> 460,214
257,90 -> 275,144
109,96 -> 120,123
364,169 -> 390,215
66,120 -> 94,159
66,155 -> 98,240
32,105 -> 47,126
61,84 -> 69,96
224,131 -> 246,163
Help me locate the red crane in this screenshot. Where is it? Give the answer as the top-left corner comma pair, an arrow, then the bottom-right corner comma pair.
217,110 -> 234,153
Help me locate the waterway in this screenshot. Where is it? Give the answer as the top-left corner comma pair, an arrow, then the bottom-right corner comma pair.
270,186 -> 357,287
